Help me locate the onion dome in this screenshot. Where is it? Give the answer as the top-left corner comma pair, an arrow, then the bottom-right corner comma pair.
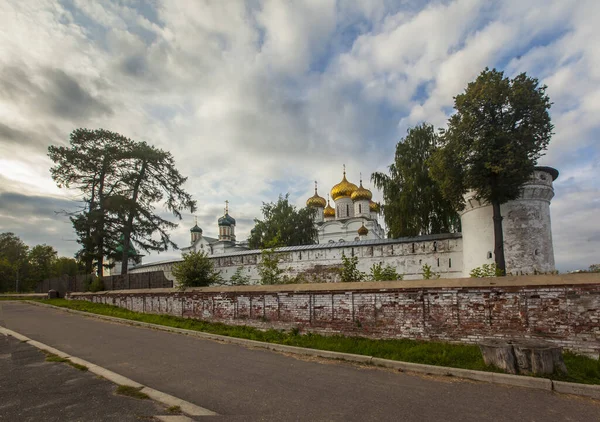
358,223 -> 369,236
331,166 -> 358,201
306,181 -> 327,208
369,200 -> 381,213
351,175 -> 372,202
324,195 -> 335,218
218,200 -> 235,226
190,224 -> 202,233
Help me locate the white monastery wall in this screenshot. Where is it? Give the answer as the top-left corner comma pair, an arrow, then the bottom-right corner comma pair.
131,235 -> 464,284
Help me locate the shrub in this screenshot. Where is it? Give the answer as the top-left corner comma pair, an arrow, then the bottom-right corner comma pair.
257,248 -> 286,285
369,263 -> 403,281
422,264 -> 440,280
89,277 -> 104,292
340,253 -> 365,282
173,250 -> 223,288
470,263 -> 503,278
229,266 -> 251,286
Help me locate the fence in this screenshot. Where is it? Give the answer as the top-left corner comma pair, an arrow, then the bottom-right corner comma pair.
36,271 -> 172,295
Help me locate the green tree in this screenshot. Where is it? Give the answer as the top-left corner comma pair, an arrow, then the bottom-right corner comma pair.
27,244 -> 58,286
430,68 -> 553,275
49,129 -> 129,275
248,194 -> 317,249
369,262 -> 402,281
172,250 -> 222,288
339,253 -> 365,282
372,123 -> 460,237
52,257 -> 82,277
229,266 -> 251,286
257,248 -> 286,285
0,232 -> 29,292
115,141 -> 196,274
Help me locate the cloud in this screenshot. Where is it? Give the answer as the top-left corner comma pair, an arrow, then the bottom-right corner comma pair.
0,0 -> 598,272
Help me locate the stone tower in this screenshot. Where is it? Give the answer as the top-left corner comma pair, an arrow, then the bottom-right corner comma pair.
459,166 -> 558,276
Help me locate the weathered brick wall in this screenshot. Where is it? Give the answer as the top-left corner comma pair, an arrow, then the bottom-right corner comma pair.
69,274 -> 600,357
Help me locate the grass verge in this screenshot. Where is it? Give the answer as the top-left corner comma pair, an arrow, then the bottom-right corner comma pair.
38,298 -> 600,385
44,351 -> 88,371
116,385 -> 149,400
167,405 -> 182,414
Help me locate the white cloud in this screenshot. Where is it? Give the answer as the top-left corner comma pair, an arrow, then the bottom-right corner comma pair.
0,0 -> 598,271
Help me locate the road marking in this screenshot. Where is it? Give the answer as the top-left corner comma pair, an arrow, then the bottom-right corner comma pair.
0,326 -> 218,417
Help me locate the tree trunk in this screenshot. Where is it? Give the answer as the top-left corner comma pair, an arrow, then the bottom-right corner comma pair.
491,199 -> 506,276
480,340 -> 567,375
479,340 -> 517,374
121,160 -> 147,275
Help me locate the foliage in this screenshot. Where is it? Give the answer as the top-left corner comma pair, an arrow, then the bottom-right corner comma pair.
257,248 -> 286,285
422,264 -> 440,280
28,244 -> 58,284
53,257 -> 81,277
430,68 -> 553,274
588,264 -> 600,273
0,232 -> 29,292
88,277 -> 105,292
248,194 -> 318,249
44,298 -> 600,385
369,263 -> 403,281
229,266 -> 251,286
470,263 -> 503,278
339,253 -> 365,282
48,128 -> 196,276
372,123 -> 460,237
172,250 -> 222,288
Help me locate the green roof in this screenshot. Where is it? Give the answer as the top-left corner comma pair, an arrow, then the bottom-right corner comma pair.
190,224 -> 203,233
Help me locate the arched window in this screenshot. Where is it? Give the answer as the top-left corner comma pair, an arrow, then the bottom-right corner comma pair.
346,204 -> 349,216
359,204 -> 362,213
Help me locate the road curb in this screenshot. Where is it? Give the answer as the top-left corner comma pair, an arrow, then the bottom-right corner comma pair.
0,325 -> 217,417
21,300 -> 600,400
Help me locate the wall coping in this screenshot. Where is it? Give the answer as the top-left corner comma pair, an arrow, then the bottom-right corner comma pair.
68,273 -> 600,296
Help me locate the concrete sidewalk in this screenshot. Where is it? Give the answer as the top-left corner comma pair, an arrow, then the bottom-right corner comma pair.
2,301 -> 600,421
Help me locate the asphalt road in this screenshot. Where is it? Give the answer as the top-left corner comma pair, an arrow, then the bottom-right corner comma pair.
0,333 -> 167,421
2,301 -> 599,421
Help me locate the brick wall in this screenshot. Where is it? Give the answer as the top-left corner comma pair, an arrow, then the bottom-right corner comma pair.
68,273 -> 600,357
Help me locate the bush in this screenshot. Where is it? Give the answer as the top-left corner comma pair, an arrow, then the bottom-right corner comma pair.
89,277 -> 104,292
369,263 -> 403,281
422,264 -> 440,280
229,266 -> 251,286
340,253 -> 365,282
257,248 -> 286,285
173,250 -> 223,288
470,263 -> 503,278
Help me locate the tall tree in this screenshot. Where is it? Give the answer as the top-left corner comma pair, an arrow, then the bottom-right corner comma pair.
372,123 -> 460,238
117,141 -> 196,274
0,232 -> 29,292
248,194 -> 318,249
27,244 -> 58,285
430,68 -> 553,275
49,129 -> 130,275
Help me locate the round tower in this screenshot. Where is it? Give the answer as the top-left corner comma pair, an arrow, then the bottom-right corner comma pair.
351,173 -> 372,218
331,165 -> 357,219
459,166 -> 558,276
306,181 -> 326,223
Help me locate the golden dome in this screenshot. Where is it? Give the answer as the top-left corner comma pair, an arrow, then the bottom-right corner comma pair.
324,195 -> 335,218
369,200 -> 380,213
351,177 -> 372,202
358,223 -> 369,236
331,166 -> 357,201
306,181 -> 326,208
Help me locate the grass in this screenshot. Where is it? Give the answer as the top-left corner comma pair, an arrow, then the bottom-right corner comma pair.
115,385 -> 149,400
39,298 -> 600,385
167,405 -> 182,414
44,351 -> 88,371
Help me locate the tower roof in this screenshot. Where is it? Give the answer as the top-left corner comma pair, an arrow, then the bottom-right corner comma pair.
306,181 -> 327,208
351,174 -> 373,201
331,165 -> 358,200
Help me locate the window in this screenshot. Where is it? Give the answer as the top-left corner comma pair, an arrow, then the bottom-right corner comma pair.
487,251 -> 492,259
437,258 -> 440,267
433,241 -> 437,252
449,258 -> 452,268
359,204 -> 362,213
346,204 -> 349,216
299,252 -> 302,260
412,243 -> 415,253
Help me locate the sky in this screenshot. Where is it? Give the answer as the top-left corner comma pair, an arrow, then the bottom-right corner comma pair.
0,0 -> 598,272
